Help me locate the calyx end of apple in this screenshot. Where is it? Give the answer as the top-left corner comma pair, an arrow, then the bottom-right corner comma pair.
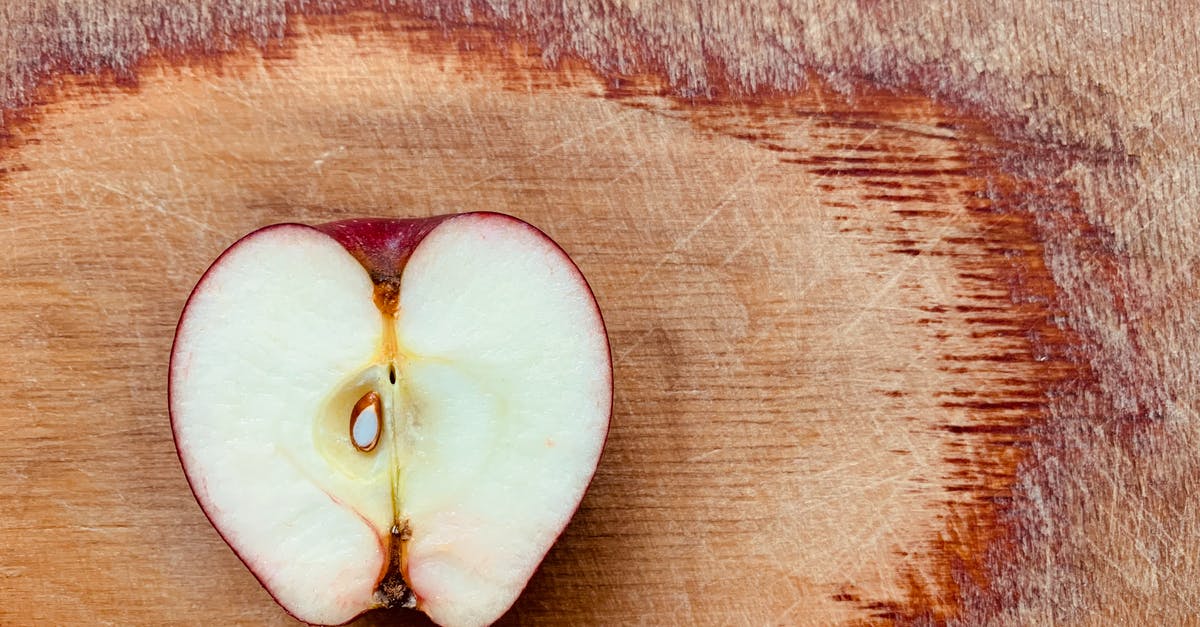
375,523 -> 418,610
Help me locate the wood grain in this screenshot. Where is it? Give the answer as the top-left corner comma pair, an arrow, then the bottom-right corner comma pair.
0,2 -> 1196,625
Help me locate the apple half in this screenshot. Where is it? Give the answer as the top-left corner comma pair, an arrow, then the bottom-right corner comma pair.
169,213 -> 612,626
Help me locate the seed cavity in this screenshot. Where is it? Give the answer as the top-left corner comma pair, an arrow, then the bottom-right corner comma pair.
350,391 -> 382,452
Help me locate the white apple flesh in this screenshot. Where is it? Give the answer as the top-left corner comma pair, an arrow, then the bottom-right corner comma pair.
169,213 -> 612,626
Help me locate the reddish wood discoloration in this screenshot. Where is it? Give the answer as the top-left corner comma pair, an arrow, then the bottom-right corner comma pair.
654,88 -> 1093,622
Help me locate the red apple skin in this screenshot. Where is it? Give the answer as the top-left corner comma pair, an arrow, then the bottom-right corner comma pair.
316,216 -> 453,285
169,212 -> 613,626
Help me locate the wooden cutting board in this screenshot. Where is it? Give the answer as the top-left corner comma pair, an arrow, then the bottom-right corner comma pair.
2,2 -> 1197,625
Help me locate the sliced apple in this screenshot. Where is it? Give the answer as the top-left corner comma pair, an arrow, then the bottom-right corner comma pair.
169,213 -> 612,626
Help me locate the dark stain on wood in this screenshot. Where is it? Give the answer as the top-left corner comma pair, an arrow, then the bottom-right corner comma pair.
705,93 -> 1089,624
589,59 -> 1119,624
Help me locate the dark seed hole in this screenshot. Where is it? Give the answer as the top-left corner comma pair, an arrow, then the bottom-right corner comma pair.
388,364 -> 396,384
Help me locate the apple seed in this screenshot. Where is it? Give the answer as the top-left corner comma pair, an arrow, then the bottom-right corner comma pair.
350,391 -> 382,452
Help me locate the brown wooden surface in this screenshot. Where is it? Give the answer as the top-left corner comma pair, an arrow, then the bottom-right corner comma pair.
1,2 -> 1198,625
